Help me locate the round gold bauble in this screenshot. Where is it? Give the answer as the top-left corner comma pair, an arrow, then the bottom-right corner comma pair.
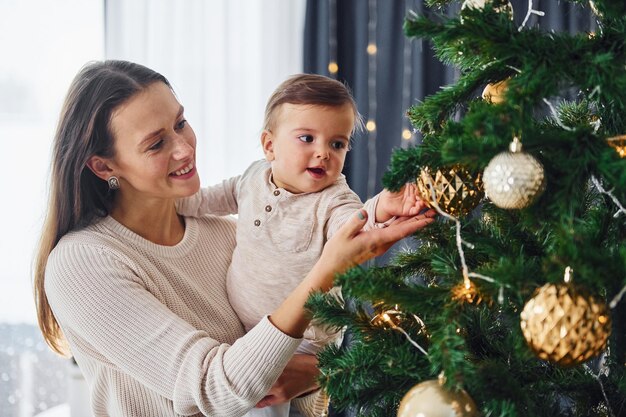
397,379 -> 478,417
520,283 -> 611,367
416,166 -> 484,217
482,79 -> 509,104
607,134 -> 626,158
483,139 -> 545,209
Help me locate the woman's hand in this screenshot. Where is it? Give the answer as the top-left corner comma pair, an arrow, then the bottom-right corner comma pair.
268,207 -> 436,339
319,208 -> 437,281
255,354 -> 320,408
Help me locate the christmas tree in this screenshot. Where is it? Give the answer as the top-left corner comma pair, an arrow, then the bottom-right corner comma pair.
307,0 -> 626,416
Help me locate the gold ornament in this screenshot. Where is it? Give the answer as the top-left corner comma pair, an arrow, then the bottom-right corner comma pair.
397,375 -> 478,417
416,166 -> 484,217
607,134 -> 626,158
371,304 -> 428,333
451,279 -> 483,305
482,79 -> 509,104
371,303 -> 430,355
483,137 -> 546,209
372,304 -> 405,328
520,267 -> 611,367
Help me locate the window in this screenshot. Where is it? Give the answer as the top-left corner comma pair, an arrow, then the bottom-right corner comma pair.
0,1 -> 104,416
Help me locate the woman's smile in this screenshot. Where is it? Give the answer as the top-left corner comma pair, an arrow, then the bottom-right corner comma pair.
170,161 -> 196,178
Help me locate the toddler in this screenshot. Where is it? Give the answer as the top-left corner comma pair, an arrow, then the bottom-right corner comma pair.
177,74 -> 430,417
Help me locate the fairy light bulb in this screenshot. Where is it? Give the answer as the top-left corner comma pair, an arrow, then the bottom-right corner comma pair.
564,266 -> 572,283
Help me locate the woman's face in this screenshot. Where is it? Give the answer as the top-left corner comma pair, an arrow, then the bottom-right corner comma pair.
108,82 -> 200,204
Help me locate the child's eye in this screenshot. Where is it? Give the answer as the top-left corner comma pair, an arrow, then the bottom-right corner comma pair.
331,140 -> 347,150
175,119 -> 187,130
298,135 -> 314,143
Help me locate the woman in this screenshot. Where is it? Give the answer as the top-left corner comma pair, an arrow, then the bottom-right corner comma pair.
34,60 -> 436,417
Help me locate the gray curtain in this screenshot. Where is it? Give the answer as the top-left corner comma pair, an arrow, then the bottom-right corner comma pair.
304,0 -> 596,201
303,2 -> 596,416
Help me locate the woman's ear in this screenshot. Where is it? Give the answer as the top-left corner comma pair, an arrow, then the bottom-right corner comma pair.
261,130 -> 275,161
86,156 -> 115,181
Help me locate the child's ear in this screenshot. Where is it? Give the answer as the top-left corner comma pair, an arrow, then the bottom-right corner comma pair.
261,130 -> 275,161
86,156 -> 115,181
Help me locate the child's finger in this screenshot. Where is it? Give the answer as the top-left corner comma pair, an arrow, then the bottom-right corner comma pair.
406,183 -> 417,198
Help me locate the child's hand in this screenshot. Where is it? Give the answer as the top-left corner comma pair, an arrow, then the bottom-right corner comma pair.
376,183 -> 428,223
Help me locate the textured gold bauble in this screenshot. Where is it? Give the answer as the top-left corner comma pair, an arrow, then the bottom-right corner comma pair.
520,283 -> 611,367
607,134 -> 626,158
483,138 -> 545,209
416,166 -> 484,216
397,379 -> 478,417
481,79 -> 509,104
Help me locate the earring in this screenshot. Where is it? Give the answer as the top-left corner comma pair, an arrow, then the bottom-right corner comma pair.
107,176 -> 120,190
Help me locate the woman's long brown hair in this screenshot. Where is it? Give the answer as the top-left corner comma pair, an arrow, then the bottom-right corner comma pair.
34,60 -> 169,355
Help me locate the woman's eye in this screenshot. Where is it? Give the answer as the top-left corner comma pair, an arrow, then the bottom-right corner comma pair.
298,135 -> 314,143
175,119 -> 187,130
149,139 -> 164,151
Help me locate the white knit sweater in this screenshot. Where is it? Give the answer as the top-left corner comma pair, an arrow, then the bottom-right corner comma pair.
45,215 -> 302,417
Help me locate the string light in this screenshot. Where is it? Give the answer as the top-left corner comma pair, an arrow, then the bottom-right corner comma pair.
451,279 -> 483,304
400,1 -> 416,148
366,43 -> 377,54
583,364 -> 616,417
590,115 -> 601,133
592,177 -> 626,220
327,0 -> 338,78
543,98 -> 573,131
370,305 -> 429,356
366,120 -> 377,131
518,0 -> 545,31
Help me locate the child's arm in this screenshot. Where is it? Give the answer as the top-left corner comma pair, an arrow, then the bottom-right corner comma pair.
374,183 -> 428,224
176,175 -> 240,217
325,184 -> 427,238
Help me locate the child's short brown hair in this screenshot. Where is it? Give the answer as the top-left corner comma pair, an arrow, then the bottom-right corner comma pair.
263,74 -> 364,135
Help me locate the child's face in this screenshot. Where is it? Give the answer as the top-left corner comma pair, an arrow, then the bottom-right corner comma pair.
262,103 -> 354,194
